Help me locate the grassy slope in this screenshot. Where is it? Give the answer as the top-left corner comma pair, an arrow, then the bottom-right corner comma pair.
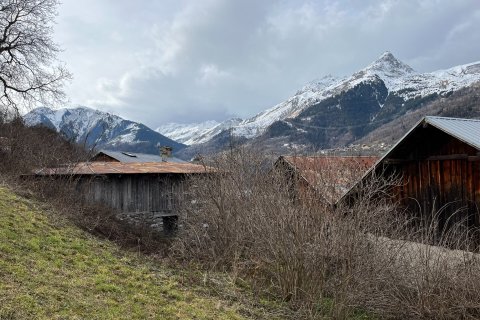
0,186 -> 251,320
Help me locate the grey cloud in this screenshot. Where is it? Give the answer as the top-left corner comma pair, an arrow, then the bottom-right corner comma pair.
54,0 -> 480,128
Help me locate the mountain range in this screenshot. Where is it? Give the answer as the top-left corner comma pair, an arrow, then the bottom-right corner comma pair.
24,106 -> 185,154
158,52 -> 480,158
24,52 -> 480,159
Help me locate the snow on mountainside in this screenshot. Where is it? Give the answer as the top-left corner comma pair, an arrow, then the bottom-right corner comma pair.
25,106 -> 123,140
158,75 -> 343,143
157,118 -> 242,145
24,106 -> 185,154
232,75 -> 341,138
174,52 -> 480,144
158,121 -> 220,145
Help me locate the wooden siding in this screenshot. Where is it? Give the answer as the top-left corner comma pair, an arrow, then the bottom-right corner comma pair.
379,126 -> 480,233
77,174 -> 187,216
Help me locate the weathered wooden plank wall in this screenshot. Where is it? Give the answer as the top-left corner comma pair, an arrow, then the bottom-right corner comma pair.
386,129 -> 480,231
79,174 -> 186,215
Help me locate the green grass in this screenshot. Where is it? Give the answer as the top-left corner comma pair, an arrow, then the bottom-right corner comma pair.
0,186 -> 252,319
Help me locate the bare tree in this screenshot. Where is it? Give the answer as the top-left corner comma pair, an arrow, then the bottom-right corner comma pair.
0,0 -> 71,114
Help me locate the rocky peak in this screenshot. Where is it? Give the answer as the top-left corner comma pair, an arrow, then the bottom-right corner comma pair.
365,51 -> 416,78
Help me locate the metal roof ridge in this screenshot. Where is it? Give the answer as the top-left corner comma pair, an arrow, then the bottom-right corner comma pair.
425,116 -> 480,122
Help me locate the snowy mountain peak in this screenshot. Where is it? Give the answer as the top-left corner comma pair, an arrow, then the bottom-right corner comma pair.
343,52 -> 418,91
24,106 -> 185,154
159,52 -> 480,146
365,51 -> 416,78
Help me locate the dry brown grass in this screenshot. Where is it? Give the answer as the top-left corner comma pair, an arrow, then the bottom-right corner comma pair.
173,147 -> 480,319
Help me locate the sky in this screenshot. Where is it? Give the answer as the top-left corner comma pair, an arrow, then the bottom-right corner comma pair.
53,0 -> 480,129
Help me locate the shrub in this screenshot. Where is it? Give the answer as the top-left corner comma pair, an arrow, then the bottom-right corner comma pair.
173,147 -> 480,319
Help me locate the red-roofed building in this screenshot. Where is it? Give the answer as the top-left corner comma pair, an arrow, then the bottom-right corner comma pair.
275,155 -> 378,205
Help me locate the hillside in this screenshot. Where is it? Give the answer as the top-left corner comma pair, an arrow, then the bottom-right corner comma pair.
0,186 -> 280,319
24,107 -> 185,155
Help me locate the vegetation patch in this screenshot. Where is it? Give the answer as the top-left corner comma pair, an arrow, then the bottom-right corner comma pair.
0,186 -> 253,320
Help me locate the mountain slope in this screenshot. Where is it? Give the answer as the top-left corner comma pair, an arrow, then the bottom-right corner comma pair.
355,83 -> 480,146
24,106 -> 185,154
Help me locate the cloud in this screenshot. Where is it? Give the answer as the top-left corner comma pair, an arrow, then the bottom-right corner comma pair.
54,0 -> 480,128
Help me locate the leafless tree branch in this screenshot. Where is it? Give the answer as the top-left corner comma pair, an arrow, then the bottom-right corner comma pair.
0,0 -> 71,115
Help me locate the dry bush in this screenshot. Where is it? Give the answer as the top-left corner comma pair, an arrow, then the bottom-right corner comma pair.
0,116 -> 88,179
18,174 -> 171,253
173,147 -> 480,319
343,197 -> 480,319
173,148 -> 398,315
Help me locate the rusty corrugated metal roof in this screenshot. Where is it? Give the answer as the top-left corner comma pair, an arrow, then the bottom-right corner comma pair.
34,161 -> 213,175
282,156 -> 378,173
280,155 -> 378,203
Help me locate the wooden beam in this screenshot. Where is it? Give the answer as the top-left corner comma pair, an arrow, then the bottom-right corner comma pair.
426,154 -> 469,161
384,154 -> 479,164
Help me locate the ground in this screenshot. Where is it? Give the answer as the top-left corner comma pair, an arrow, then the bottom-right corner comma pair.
0,186 -> 284,320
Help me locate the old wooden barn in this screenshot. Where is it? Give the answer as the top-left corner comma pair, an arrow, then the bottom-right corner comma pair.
341,116 -> 480,238
34,161 -> 212,231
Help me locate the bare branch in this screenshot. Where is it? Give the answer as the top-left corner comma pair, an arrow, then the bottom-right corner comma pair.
0,0 -> 71,114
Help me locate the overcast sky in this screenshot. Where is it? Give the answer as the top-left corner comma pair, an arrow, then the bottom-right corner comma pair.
53,0 -> 480,128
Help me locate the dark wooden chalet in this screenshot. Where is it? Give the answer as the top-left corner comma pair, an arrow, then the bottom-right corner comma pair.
34,161 -> 212,231
340,116 -> 480,237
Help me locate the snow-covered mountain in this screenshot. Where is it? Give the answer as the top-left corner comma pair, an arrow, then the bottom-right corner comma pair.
25,52 -> 480,158
233,52 -> 480,137
164,52 -> 480,145
348,51 -> 480,100
157,76 -> 342,144
24,106 -> 185,154
157,118 -> 242,145
175,52 -> 480,158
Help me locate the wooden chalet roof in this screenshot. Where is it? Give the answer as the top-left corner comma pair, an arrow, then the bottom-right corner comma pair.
278,155 -> 378,204
34,161 -> 213,175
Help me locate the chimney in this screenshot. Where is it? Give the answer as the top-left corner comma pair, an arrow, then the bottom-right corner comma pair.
159,146 -> 173,162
